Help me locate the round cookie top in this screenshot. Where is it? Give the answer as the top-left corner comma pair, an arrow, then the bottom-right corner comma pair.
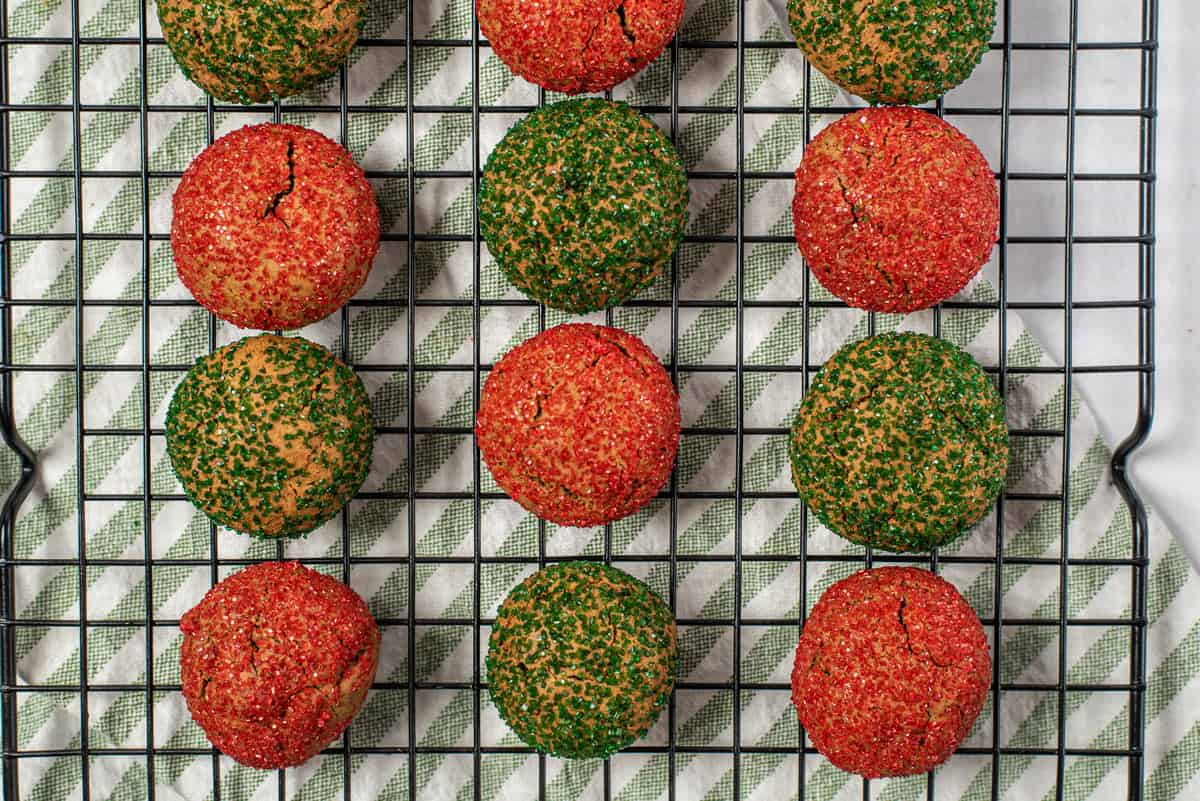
487,561 -> 678,758
792,566 -> 991,777
787,0 -> 995,105
477,0 -> 685,94
475,323 -> 680,527
158,0 -> 366,103
180,561 -> 380,768
172,123 -> 380,331
793,107 -> 999,313
479,99 -> 688,314
166,334 -> 374,539
789,332 -> 1008,552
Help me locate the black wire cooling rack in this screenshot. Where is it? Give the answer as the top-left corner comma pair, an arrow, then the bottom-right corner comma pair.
0,0 -> 1158,800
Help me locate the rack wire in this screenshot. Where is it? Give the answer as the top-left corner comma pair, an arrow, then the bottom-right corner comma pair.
0,0 -> 1158,800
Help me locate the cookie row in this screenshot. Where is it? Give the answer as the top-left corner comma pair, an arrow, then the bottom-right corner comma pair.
157,0 -> 992,107
180,557 -> 987,779
166,325 -> 1006,551
171,98 -> 1000,324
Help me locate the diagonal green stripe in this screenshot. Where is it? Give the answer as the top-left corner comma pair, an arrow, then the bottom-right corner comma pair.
1146,720 -> 1200,801
13,299 -> 207,557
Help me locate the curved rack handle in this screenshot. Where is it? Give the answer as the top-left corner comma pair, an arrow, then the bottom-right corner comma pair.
0,403 -> 36,538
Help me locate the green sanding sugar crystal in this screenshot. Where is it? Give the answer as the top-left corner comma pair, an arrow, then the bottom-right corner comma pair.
789,332 -> 1010,553
486,561 -> 678,759
478,98 -> 689,314
165,334 -> 374,539
787,0 -> 996,105
158,0 -> 367,104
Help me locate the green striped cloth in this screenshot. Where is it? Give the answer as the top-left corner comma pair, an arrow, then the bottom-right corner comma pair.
3,0 -> 1193,800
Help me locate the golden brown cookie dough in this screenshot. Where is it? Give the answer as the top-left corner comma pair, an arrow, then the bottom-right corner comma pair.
158,0 -> 367,103
166,334 -> 374,538
789,332 -> 1009,552
486,561 -> 677,758
787,0 -> 995,105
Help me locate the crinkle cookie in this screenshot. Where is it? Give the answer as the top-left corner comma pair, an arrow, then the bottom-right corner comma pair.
477,0 -> 685,94
789,332 -> 1008,552
487,561 -> 677,758
792,566 -> 991,777
166,334 -> 374,539
793,107 -> 998,313
159,0 -> 366,103
475,323 -> 680,527
479,99 -> 687,314
787,0 -> 995,105
180,561 -> 379,768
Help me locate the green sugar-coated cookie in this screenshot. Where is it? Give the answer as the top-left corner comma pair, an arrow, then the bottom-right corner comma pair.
158,0 -> 367,104
166,334 -> 374,538
486,561 -> 678,758
787,0 -> 996,105
789,333 -> 1009,552
478,98 -> 688,314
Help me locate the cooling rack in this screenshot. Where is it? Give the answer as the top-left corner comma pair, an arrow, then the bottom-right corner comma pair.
0,0 -> 1157,800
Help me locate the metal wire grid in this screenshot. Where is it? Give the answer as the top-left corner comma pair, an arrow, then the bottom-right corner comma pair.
0,0 -> 1158,800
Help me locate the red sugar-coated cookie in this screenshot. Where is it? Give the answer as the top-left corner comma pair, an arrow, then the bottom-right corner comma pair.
180,562 -> 379,769
172,123 -> 380,331
792,107 -> 999,313
477,0 -> 686,94
475,324 -> 680,527
791,567 -> 991,778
